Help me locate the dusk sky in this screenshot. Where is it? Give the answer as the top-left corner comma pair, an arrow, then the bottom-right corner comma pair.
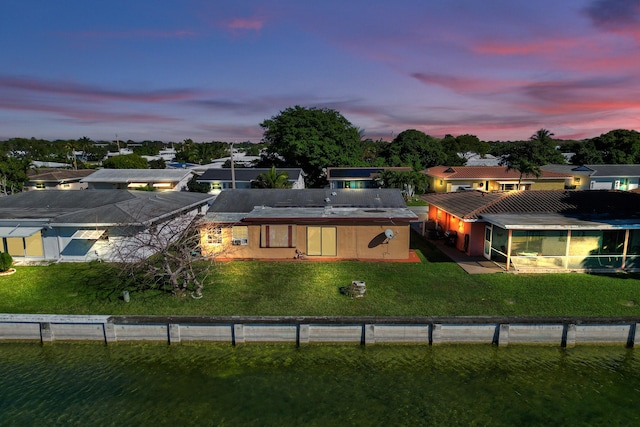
2,0 -> 639,143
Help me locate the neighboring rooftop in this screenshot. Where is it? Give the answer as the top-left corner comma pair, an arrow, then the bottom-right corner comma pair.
28,168 -> 95,182
424,166 -> 571,180
0,190 -> 214,225
541,164 -> 640,177
326,167 -> 411,179
80,168 -> 194,183
423,190 -> 640,220
197,168 -> 304,182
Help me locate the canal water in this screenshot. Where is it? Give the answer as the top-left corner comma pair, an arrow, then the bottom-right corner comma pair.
1,343 -> 639,426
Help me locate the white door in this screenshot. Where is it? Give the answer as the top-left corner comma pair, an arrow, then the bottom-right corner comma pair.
483,225 -> 492,259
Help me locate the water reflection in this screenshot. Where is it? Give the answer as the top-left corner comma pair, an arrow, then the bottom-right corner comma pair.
1,343 -> 639,426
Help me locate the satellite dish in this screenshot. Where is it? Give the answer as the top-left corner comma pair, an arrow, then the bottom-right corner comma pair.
384,229 -> 395,239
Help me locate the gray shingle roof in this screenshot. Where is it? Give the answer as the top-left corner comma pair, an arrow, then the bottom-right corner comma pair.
28,168 -> 96,182
198,168 -> 303,182
80,168 -> 193,183
541,164 -> 640,177
0,190 -> 214,225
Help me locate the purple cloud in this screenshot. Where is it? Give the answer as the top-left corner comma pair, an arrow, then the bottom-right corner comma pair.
0,76 -> 198,103
584,0 -> 640,29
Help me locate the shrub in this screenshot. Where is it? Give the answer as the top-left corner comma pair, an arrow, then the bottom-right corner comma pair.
0,252 -> 13,272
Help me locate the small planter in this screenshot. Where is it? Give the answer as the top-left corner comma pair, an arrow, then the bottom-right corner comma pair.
0,268 -> 16,276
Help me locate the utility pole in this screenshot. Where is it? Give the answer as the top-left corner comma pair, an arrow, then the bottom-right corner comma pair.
230,142 -> 236,189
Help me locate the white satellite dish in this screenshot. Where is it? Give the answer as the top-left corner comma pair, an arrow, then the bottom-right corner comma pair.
384,229 -> 395,239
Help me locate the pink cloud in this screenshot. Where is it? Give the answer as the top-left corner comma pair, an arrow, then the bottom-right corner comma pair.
226,18 -> 264,31
472,38 -> 580,56
411,72 -> 525,94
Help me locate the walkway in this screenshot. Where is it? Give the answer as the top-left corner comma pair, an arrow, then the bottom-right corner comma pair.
430,239 -> 505,274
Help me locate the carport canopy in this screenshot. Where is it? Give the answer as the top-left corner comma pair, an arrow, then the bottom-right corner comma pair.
0,226 -> 42,238
71,229 -> 106,239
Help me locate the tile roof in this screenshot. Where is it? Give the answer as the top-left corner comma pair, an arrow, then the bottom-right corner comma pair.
423,190 -> 640,220
424,165 -> 571,180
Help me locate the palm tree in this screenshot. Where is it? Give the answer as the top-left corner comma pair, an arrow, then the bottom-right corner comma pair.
531,128 -> 554,143
500,142 -> 542,190
253,166 -> 291,188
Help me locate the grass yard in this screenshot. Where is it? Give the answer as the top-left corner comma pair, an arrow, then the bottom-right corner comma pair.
1,233 -> 640,317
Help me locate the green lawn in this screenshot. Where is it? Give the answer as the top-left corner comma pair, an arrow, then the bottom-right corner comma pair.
1,233 -> 640,317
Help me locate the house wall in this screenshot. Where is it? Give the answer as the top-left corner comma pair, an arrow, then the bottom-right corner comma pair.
86,181 -> 182,191
25,181 -> 88,191
590,178 -> 640,191
530,180 -> 567,190
430,178 -> 567,193
201,222 -> 412,260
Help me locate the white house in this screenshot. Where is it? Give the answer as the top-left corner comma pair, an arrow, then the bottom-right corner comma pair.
0,190 -> 214,263
26,168 -> 96,191
196,168 -> 305,195
80,168 -> 195,191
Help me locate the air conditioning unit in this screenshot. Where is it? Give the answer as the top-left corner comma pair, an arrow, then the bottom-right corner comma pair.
232,238 -> 248,246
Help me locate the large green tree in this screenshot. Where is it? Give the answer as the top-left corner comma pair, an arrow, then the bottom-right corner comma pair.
381,129 -> 446,169
0,153 -> 30,195
260,106 -> 363,187
102,153 -> 149,169
590,129 -> 640,164
377,169 -> 429,199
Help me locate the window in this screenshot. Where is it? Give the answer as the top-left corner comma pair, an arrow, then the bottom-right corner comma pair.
232,226 -> 248,245
261,225 -> 296,248
511,230 -> 566,256
207,227 -> 222,245
35,183 -> 45,189
307,226 -> 337,256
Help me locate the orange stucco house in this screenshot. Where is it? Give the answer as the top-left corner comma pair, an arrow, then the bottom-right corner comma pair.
200,189 -> 418,261
422,190 -> 640,272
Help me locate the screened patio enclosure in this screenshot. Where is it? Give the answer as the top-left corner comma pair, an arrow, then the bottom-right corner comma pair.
480,213 -> 640,272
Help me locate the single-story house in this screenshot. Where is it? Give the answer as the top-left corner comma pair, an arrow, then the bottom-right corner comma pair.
25,168 -> 96,191
326,167 -> 412,189
196,168 -> 305,195
199,189 -> 418,261
0,190 -> 213,262
80,168 -> 195,191
424,166 -> 572,192
541,164 -> 640,191
422,190 -> 640,272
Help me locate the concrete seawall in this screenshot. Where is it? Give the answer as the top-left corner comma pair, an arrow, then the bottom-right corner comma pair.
1,314 -> 640,347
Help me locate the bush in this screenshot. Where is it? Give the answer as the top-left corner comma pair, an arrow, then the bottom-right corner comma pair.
0,252 -> 13,272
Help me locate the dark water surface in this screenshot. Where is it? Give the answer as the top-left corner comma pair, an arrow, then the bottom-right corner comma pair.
1,343 -> 639,426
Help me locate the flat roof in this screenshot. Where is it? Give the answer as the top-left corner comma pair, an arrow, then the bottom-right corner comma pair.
243,206 -> 418,222
480,213 -> 640,230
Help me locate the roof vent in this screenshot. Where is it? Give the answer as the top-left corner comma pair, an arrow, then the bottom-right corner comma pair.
444,167 -> 455,173
324,197 -> 331,203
